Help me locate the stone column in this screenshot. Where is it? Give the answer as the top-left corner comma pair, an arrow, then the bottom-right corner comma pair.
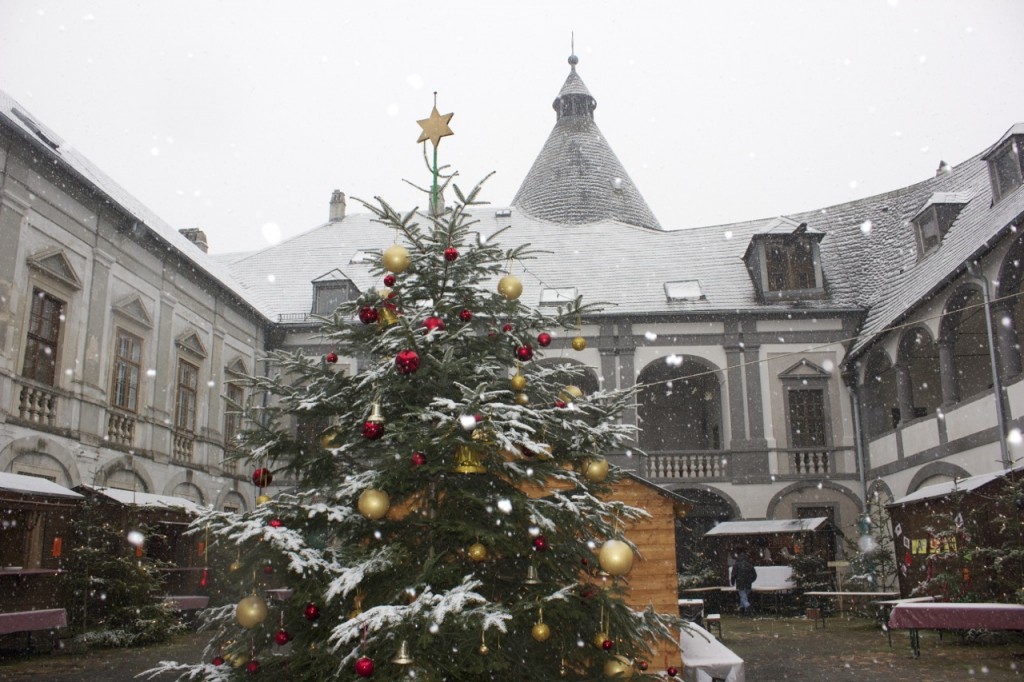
0,188 -> 30,372
150,291 -> 177,463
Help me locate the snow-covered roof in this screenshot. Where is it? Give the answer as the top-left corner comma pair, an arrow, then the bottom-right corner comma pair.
705,517 -> 829,536
86,485 -> 202,513
0,472 -> 83,499
0,88 -> 275,321
889,466 -> 1023,506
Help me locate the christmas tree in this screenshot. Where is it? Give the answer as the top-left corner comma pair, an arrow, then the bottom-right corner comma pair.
845,493 -> 897,592
147,103 -> 679,680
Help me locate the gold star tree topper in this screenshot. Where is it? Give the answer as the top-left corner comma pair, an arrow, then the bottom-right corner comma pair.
416,104 -> 454,147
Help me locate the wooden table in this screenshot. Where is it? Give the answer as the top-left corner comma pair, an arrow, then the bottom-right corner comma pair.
804,590 -> 898,616
887,602 -> 1024,657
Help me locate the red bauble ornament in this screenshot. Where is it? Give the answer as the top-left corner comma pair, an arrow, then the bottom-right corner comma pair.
638,661 -> 649,671
354,656 -> 375,677
251,468 -> 273,487
444,247 -> 459,261
362,421 -> 385,440
666,666 -> 678,677
395,349 -> 420,374
358,306 -> 379,324
602,639 -> 613,651
246,659 -> 260,674
411,451 -> 427,467
274,629 -> 291,646
555,400 -> 567,409
212,656 -> 225,666
326,352 -> 338,363
458,308 -> 472,322
303,602 -> 320,621
532,535 -> 548,552
383,274 -> 396,287
262,564 -> 274,574
269,518 -> 284,528
502,323 -> 514,333
423,316 -> 445,334
537,332 -> 552,347
516,345 -> 534,361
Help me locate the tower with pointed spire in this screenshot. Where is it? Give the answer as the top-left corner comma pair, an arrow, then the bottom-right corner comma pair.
512,52 -> 662,230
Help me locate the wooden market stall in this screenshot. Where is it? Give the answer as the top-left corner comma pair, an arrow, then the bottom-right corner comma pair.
0,472 -> 82,645
887,467 -> 1024,599
704,517 -> 836,585
77,485 -> 207,598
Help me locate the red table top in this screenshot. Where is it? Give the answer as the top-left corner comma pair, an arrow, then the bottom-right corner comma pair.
888,602 -> 1024,630
0,608 -> 67,635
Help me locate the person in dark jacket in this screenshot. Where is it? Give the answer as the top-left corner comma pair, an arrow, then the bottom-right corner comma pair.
731,554 -> 758,614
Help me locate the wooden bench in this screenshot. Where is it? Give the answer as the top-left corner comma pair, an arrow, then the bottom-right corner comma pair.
704,613 -> 723,639
0,608 -> 67,651
806,606 -> 827,629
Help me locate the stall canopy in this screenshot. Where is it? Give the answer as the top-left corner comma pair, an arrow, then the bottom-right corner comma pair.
706,518 -> 829,536
84,485 -> 202,514
0,472 -> 83,507
889,467 -> 1020,506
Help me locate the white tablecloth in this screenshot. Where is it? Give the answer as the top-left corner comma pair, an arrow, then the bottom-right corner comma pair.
679,622 -> 745,682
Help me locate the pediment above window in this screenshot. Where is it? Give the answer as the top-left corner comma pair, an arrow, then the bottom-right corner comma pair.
27,247 -> 82,290
174,330 -> 208,359
111,294 -> 153,329
778,358 -> 831,380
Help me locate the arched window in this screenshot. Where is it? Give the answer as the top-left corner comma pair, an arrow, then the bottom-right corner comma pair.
943,285 -> 992,401
103,467 -> 149,492
637,357 -> 722,451
172,481 -> 205,505
897,327 -> 941,418
673,488 -> 735,575
996,239 -> 1024,380
861,348 -> 898,438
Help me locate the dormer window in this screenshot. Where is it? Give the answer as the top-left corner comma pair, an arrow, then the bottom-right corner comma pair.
984,128 -> 1024,203
911,192 -> 971,258
312,269 -> 359,316
743,218 -> 825,301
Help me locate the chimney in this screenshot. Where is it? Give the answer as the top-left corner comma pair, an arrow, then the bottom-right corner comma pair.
329,190 -> 346,222
936,160 -> 952,177
178,228 -> 209,253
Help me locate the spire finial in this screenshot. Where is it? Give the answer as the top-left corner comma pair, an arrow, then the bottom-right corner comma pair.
569,32 -> 578,69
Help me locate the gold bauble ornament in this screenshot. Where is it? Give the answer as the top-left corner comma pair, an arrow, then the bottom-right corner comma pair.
255,494 -> 272,506
497,275 -> 523,300
478,643 -> 490,655
226,652 -> 247,668
571,336 -> 587,351
357,489 -> 391,520
468,542 -> 488,562
582,457 -> 609,483
382,245 -> 411,273
235,595 -> 269,629
514,392 -> 530,406
593,631 -> 610,649
599,539 -> 635,576
228,560 -> 242,573
531,622 -> 551,642
510,373 -> 527,391
559,385 -> 584,403
604,656 -> 634,679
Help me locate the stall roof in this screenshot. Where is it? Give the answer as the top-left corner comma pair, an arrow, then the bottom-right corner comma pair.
889,466 -> 1024,506
85,485 -> 202,513
705,517 -> 828,536
0,472 -> 83,499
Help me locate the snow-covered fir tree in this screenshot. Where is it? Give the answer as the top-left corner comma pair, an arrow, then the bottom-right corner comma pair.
147,171 -> 679,680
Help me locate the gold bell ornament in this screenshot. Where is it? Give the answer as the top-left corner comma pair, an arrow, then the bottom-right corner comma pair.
235,594 -> 269,629
255,494 -> 273,506
318,422 -> 342,449
497,274 -> 523,301
452,443 -> 487,474
392,639 -> 414,665
357,489 -> 391,520
377,305 -> 400,328
382,244 -> 411,273
525,563 -> 541,585
603,656 -> 634,679
599,539 -> 635,576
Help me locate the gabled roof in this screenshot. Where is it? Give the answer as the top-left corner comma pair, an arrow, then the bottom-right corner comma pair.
889,465 -> 1024,506
0,89 -> 275,321
512,54 -> 662,231
705,517 -> 829,536
85,484 -> 202,513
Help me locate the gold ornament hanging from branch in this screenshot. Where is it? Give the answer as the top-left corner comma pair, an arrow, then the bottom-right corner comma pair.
599,539 -> 635,576
453,443 -> 487,474
382,245 -> 411,274
497,274 -> 523,301
582,456 -> 609,483
235,595 -> 269,629
357,489 -> 391,520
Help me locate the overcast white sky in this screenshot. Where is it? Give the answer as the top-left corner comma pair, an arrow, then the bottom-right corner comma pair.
2,1 -> 1024,254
